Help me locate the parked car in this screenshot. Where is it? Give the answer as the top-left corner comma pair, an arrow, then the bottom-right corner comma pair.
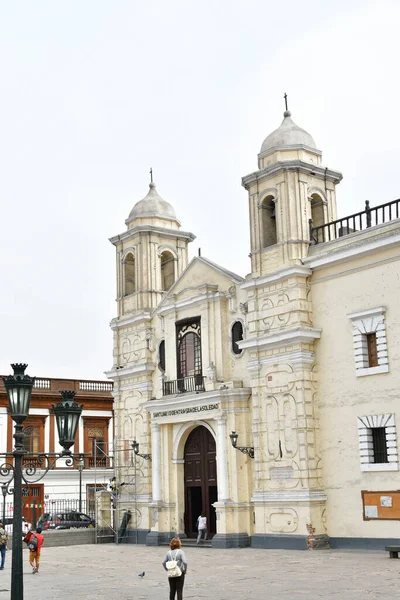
36,511 -> 95,530
3,516 -> 32,534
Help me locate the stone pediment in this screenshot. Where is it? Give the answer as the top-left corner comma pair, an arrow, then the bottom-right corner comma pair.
155,256 -> 244,315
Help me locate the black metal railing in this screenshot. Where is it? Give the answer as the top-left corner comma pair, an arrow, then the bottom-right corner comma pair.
41,498 -> 95,519
163,374 -> 205,396
309,199 -> 400,244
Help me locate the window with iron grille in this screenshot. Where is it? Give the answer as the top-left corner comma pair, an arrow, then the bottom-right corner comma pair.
231,321 -> 244,355
176,318 -> 202,379
357,414 -> 397,472
372,427 -> 388,463
159,340 -> 166,372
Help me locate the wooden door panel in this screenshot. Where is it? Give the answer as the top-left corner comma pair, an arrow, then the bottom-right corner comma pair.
207,459 -> 216,482
184,426 -> 217,537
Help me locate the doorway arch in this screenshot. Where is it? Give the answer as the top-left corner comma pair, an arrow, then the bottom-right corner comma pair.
184,425 -> 217,538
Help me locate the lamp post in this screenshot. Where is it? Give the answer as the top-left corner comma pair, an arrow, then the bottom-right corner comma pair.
77,456 -> 84,512
2,365 -> 83,600
3,364 -> 35,600
1,483 -> 7,526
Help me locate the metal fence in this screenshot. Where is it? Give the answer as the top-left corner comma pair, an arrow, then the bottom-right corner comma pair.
1,498 -> 95,530
309,198 -> 400,244
40,499 -> 95,519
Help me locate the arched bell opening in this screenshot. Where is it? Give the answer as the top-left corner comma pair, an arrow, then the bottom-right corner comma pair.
260,195 -> 277,248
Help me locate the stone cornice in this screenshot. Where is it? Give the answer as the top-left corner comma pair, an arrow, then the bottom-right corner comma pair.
109,225 -> 196,246
109,312 -> 152,331
241,266 -> 312,290
247,350 -> 315,372
239,327 -> 321,352
251,490 -> 327,504
242,161 -> 342,190
105,363 -> 156,381
155,290 -> 227,316
258,143 -> 322,161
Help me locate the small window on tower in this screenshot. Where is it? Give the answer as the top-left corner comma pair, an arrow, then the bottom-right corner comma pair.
260,195 -> 277,248
159,340 -> 166,372
161,251 -> 175,291
124,253 -> 136,296
231,321 -> 244,355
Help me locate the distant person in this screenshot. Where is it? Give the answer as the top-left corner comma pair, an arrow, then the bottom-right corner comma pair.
196,512 -> 208,544
0,521 -> 8,570
162,537 -> 187,600
26,527 -> 44,574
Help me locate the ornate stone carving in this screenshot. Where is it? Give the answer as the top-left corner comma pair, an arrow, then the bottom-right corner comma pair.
145,328 -> 155,352
225,285 -> 237,313
207,361 -> 217,382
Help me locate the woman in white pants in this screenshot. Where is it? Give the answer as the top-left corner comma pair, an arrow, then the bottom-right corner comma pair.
196,513 -> 207,543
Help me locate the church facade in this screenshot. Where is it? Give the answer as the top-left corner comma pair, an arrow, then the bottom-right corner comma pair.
106,109 -> 400,549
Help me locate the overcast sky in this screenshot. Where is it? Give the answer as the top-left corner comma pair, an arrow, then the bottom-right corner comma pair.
0,0 -> 399,381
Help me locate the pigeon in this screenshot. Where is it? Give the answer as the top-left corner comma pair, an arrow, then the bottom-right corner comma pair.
138,572 -> 145,578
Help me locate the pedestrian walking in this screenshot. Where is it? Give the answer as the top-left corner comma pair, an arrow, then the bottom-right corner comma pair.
25,527 -> 44,574
196,512 -> 208,544
0,522 -> 8,570
162,537 -> 188,600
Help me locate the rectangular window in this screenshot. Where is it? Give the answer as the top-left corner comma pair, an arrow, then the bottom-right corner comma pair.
83,419 -> 110,468
367,333 -> 378,367
358,414 -> 397,472
348,307 -> 389,377
372,427 -> 388,463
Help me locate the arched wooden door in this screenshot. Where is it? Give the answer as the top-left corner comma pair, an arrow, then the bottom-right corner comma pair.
184,426 -> 217,538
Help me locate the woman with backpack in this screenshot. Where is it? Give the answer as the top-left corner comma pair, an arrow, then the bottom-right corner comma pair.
162,537 -> 188,600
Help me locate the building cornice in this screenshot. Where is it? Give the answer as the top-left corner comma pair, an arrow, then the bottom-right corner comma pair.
105,363 -> 156,381
238,327 -> 321,352
247,350 -> 315,372
155,290 -> 227,317
258,144 -> 322,161
109,312 -> 152,331
109,226 -> 195,246
147,387 -> 251,422
251,490 -> 327,504
241,265 -> 312,290
304,222 -> 400,270
242,161 -> 342,190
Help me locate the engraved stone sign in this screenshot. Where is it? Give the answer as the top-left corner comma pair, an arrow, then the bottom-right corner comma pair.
270,467 -> 294,481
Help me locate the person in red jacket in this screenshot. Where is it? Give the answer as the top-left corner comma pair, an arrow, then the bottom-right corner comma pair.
28,527 -> 44,574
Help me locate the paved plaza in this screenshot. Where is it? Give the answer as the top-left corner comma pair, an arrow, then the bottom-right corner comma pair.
0,543 -> 398,599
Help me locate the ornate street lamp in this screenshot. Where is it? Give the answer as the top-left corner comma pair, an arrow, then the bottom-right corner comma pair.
3,363 -> 35,600
229,431 -> 254,459
132,440 -> 151,461
53,390 -> 83,455
2,364 -> 84,600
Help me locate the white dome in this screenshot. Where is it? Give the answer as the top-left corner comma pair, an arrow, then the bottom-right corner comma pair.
260,111 -> 317,155
126,182 -> 178,224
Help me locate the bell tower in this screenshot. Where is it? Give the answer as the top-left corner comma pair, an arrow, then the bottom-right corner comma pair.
110,178 -> 195,318
242,106 -> 342,277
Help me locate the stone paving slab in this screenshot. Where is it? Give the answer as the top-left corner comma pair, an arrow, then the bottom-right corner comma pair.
0,544 -> 398,599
